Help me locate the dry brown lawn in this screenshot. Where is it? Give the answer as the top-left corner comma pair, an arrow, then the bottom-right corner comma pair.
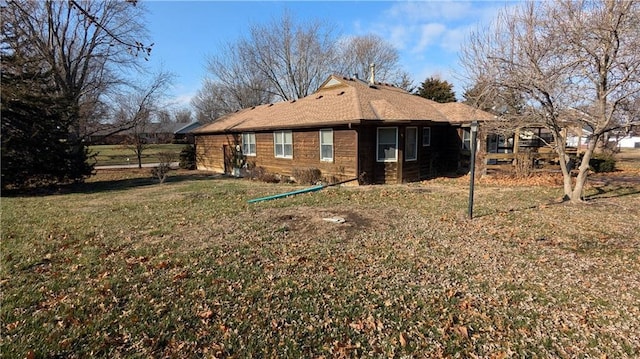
1,157 -> 639,358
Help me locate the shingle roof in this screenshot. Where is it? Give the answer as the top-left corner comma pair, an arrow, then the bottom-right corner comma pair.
432,102 -> 496,123
195,75 -> 494,134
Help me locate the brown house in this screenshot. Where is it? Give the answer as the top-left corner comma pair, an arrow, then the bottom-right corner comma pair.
193,75 -> 494,184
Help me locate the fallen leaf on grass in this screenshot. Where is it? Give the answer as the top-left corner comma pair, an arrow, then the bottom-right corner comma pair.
399,332 -> 407,347
454,325 -> 469,339
198,310 -> 213,319
172,270 -> 188,282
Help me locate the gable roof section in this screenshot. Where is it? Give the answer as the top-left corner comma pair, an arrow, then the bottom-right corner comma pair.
195,75 -> 493,134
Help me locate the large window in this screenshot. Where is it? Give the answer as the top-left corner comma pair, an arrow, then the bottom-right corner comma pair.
319,129 -> 333,162
423,127 -> 431,147
242,133 -> 256,156
377,127 -> 398,162
274,131 -> 293,158
405,127 -> 418,161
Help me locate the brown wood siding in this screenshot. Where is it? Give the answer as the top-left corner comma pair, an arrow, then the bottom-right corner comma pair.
197,129 -> 358,182
358,125 -> 401,184
195,134 -> 239,172
358,124 -> 462,184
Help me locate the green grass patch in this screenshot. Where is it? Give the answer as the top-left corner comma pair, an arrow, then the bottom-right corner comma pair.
89,144 -> 185,166
2,170 -> 639,357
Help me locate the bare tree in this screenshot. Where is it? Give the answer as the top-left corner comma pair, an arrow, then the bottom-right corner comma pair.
206,12 -> 337,103
460,0 -> 640,203
336,34 -> 401,82
191,77 -> 270,123
174,108 -> 193,124
394,71 -> 416,93
199,12 -> 411,120
115,72 -> 174,168
3,0 -> 150,140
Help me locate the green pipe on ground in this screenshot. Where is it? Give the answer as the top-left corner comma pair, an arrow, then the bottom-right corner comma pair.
247,185 -> 325,203
247,177 -> 359,203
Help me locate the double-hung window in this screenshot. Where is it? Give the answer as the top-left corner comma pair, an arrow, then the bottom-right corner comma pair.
423,127 -> 431,147
242,133 -> 256,156
377,127 -> 398,162
462,128 -> 471,150
274,130 -> 293,158
319,129 -> 333,162
405,127 -> 417,161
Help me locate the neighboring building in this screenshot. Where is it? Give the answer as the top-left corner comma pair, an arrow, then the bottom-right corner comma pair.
613,135 -> 640,149
88,121 -> 201,145
193,75 -> 494,184
173,121 -> 202,144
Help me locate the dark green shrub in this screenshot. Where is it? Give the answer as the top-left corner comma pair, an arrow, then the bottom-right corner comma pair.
589,153 -> 616,173
178,145 -> 196,170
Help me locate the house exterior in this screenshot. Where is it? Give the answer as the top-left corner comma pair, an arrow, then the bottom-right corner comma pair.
173,121 -> 202,144
193,75 -> 494,184
616,135 -> 640,148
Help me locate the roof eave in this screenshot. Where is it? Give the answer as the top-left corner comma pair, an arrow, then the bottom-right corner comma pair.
193,120 -> 363,135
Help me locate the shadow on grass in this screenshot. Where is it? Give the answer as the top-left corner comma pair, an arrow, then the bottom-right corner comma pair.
473,200 -> 565,219
584,185 -> 640,201
474,185 -> 639,219
1,171 -> 227,198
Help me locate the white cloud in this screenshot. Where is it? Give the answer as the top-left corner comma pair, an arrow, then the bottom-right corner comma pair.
357,1 -> 509,83
413,23 -> 446,53
387,25 -> 410,51
440,24 -> 474,53
385,1 -> 476,22
173,93 -> 194,108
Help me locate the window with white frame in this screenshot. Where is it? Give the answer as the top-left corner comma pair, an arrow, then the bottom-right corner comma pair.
462,128 -> 471,150
423,127 -> 431,147
274,130 -> 293,158
405,127 -> 418,161
242,133 -> 256,156
319,129 -> 333,162
377,127 -> 398,162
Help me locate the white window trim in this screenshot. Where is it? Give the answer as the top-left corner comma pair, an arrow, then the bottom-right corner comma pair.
376,127 -> 398,163
319,129 -> 334,162
273,130 -> 293,159
405,127 -> 418,161
242,132 -> 256,156
462,128 -> 471,150
423,127 -> 431,147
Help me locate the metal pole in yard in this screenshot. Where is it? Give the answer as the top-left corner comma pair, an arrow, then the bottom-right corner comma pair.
468,121 -> 479,219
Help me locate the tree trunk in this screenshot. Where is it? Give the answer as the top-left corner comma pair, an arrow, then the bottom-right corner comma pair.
558,135 -> 599,203
557,146 -> 575,201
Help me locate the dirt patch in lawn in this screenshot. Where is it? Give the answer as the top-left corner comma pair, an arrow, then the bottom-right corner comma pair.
261,206 -> 389,238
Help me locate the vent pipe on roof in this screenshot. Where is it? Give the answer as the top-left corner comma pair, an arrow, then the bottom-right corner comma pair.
368,63 -> 375,86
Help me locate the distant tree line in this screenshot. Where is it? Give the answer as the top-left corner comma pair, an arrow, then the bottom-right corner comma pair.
192,12 -> 421,123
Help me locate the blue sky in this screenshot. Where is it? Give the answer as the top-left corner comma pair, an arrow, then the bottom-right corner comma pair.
143,1 -> 513,110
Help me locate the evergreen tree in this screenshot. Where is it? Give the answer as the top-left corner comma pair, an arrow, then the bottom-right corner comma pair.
416,77 -> 457,103
1,54 -> 93,189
